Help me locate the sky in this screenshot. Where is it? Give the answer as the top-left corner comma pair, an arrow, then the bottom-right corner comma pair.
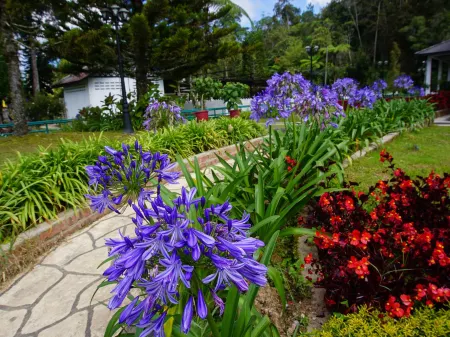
231,0 -> 330,27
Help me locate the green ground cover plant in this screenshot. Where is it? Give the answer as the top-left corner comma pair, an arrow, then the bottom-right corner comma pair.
308,305 -> 450,337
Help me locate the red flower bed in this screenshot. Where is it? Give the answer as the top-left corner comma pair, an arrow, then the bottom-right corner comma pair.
304,151 -> 450,317
425,90 -> 450,110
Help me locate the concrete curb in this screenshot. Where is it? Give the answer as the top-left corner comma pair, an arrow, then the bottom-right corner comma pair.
342,132 -> 399,168
1,136 -> 267,254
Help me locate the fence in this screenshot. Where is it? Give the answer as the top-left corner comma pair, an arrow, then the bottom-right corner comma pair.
0,105 -> 251,136
0,119 -> 74,136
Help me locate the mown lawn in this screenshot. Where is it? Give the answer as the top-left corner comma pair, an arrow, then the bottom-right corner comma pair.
0,132 -> 129,165
344,126 -> 450,191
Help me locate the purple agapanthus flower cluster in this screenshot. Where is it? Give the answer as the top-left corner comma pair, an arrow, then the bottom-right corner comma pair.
331,78 -> 359,101
102,187 -> 267,337
143,99 -> 185,131
371,79 -> 387,98
250,72 -> 344,126
303,86 -> 345,126
393,75 -> 414,90
250,72 -> 311,125
407,86 -> 425,97
349,86 -> 377,109
85,141 -> 179,213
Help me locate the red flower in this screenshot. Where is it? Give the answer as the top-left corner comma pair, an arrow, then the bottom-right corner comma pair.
350,230 -> 360,246
394,168 -> 403,177
400,180 -> 413,190
330,215 -> 342,226
343,196 -> 355,211
360,231 -> 372,245
304,253 -> 313,264
380,149 -> 392,163
415,284 -> 427,300
347,256 -> 370,278
400,294 -> 412,307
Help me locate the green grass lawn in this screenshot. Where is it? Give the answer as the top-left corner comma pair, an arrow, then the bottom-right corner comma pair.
0,132 -> 130,165
344,126 -> 450,191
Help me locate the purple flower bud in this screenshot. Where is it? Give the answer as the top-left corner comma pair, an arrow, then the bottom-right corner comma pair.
182,296 -> 193,333
197,290 -> 208,319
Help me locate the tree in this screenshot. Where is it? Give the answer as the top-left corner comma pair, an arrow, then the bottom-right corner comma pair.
274,0 -> 301,29
388,42 -> 401,88
0,0 -> 28,135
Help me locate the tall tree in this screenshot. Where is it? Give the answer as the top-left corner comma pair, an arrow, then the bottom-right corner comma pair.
0,0 -> 28,135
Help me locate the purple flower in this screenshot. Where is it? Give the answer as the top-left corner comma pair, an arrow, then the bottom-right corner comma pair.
85,190 -> 120,214
251,72 -> 345,127
143,98 -> 185,131
100,187 -> 268,335
371,79 -> 387,98
331,78 -> 359,101
85,141 -> 180,213
138,311 -> 167,337
408,86 -> 425,97
394,75 -> 414,90
349,87 -> 377,109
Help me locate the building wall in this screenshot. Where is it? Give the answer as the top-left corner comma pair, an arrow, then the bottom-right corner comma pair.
63,77 -> 165,119
63,81 -> 89,119
88,77 -> 137,109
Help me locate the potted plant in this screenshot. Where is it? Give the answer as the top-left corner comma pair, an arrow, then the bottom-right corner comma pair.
191,77 -> 223,121
222,82 -> 250,118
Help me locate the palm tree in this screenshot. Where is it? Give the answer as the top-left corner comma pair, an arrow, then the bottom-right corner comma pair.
210,0 -> 253,26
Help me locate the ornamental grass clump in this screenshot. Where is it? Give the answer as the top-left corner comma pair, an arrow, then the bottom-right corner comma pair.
304,151 -> 450,317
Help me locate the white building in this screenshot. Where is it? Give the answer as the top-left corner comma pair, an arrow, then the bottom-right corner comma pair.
56,73 -> 164,119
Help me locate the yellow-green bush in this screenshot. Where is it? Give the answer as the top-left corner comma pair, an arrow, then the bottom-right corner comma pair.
309,306 -> 450,337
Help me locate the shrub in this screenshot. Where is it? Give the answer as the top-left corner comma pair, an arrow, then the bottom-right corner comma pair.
221,82 -> 249,111
309,305 -> 450,337
25,93 -> 66,121
304,151 -> 450,317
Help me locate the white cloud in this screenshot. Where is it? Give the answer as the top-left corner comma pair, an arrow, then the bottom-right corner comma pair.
231,0 -> 274,26
308,0 -> 330,6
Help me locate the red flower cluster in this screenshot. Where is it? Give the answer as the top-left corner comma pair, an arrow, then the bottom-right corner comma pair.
303,151 -> 450,316
348,256 -> 370,279
285,156 -> 298,172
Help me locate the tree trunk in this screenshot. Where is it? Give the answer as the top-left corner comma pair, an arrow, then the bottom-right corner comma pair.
31,44 -> 40,97
346,0 -> 363,49
0,0 -> 28,135
373,1 -> 382,64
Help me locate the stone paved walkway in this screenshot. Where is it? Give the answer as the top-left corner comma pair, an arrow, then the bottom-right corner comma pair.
0,178 -> 190,337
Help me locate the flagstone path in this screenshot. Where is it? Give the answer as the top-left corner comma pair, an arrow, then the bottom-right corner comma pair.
0,178 -> 189,337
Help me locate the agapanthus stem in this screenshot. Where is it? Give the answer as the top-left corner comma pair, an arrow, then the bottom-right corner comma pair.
207,311 -> 220,337
290,113 -> 297,150
269,124 -> 272,158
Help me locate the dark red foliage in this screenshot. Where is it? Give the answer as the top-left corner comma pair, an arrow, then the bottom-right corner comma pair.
425,91 -> 450,110
304,151 -> 450,317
